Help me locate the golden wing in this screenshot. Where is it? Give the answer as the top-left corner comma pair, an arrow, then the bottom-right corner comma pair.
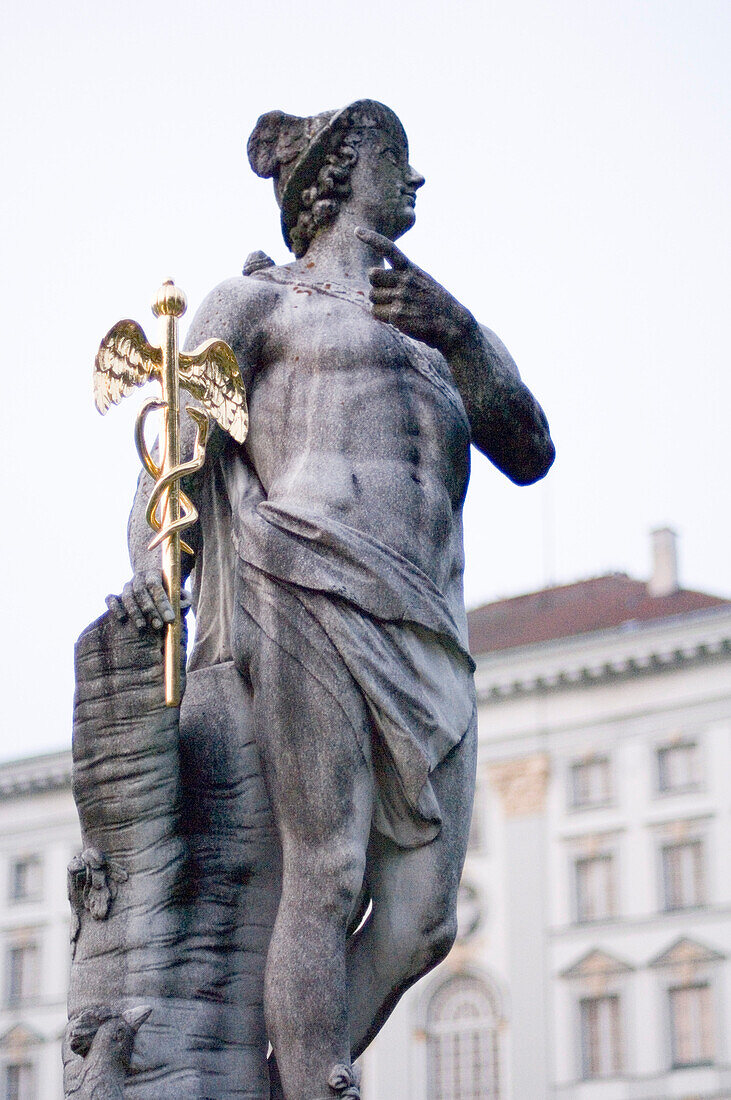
94,319 -> 162,414
178,339 -> 248,443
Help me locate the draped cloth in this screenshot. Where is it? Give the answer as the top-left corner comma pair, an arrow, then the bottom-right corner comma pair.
189,441 -> 476,849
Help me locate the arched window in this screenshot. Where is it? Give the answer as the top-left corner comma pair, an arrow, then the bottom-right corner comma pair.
426,975 -> 501,1100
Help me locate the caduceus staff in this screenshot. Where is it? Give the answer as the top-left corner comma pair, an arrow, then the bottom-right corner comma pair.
94,279 -> 247,706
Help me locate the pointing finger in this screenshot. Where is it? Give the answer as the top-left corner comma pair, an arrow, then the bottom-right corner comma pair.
368,268 -> 400,288
355,226 -> 410,271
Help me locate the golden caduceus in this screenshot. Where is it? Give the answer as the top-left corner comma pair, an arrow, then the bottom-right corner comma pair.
93,279 -> 247,706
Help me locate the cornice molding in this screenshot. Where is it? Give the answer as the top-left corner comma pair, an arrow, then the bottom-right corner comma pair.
0,751 -> 72,801
475,617 -> 731,704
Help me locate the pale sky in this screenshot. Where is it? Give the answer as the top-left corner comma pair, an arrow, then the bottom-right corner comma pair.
1,0 -> 729,758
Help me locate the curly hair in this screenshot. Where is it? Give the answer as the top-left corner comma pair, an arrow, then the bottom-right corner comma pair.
288,135 -> 362,258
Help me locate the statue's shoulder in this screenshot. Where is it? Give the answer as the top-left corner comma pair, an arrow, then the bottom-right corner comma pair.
187,261 -> 284,348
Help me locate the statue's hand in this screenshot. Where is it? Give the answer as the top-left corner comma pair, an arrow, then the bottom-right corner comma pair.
105,571 -> 178,633
355,227 -> 479,357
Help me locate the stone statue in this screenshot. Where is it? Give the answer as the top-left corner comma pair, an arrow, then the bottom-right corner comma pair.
99,99 -> 553,1100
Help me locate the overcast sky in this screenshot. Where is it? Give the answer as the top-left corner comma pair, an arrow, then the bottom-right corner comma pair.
1,0 -> 729,758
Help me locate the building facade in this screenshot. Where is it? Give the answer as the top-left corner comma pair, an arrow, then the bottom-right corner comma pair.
0,753 -> 76,1099
1,532 -> 730,1099
362,532 -> 731,1100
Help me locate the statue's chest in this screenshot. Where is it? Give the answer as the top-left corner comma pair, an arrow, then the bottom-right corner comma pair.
265,286 -> 457,398
251,277 -> 470,463
267,286 -> 390,364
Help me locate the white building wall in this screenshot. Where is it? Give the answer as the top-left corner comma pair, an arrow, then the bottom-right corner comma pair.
0,760 -> 80,1100
363,605 -> 731,1100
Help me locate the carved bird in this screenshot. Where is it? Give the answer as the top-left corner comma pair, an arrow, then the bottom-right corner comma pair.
65,1005 -> 151,1100
94,319 -> 248,443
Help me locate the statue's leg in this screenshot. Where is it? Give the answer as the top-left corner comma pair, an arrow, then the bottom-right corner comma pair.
268,726 -> 475,1097
346,723 -> 477,1056
236,602 -> 373,1100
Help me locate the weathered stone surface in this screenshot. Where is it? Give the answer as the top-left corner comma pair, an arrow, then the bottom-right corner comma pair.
65,613 -> 280,1098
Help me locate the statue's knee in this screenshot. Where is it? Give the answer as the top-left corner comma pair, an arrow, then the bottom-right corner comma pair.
398,901 -> 458,977
285,841 -> 366,921
424,913 -> 458,968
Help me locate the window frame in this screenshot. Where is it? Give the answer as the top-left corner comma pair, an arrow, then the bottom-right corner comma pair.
425,974 -> 502,1100
7,857 -> 42,906
4,942 -> 39,1009
579,993 -> 623,1080
668,981 -> 714,1069
656,740 -> 701,796
574,851 -> 617,924
568,755 -> 612,811
660,838 -> 705,912
3,1059 -> 36,1100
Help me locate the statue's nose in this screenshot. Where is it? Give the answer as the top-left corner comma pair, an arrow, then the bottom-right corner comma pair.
408,166 -> 425,190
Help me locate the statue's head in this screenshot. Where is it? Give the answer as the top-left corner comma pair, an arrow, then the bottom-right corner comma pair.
247,100 -> 423,258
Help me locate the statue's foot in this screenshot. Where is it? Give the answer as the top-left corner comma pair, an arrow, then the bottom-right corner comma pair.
268,1058 -> 361,1100
327,1063 -> 361,1099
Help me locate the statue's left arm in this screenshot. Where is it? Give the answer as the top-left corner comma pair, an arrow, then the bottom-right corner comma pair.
358,228 -> 555,485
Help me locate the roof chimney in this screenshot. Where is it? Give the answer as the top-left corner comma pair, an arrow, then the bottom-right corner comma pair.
648,527 -> 679,597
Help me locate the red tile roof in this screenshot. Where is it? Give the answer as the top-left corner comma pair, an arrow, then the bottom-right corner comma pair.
467,574 -> 730,656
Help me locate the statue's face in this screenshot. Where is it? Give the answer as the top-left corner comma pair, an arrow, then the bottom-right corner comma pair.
350,126 -> 425,240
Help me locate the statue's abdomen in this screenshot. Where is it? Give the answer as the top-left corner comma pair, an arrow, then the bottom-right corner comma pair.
247,329 -> 469,587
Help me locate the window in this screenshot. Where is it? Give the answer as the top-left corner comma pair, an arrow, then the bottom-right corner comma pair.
669,984 -> 714,1067
580,995 -> 622,1078
427,976 -> 500,1100
657,742 -> 700,793
662,841 -> 704,910
570,757 -> 611,808
8,858 -> 41,904
575,854 -> 615,922
4,1062 -> 34,1100
4,945 -> 38,1007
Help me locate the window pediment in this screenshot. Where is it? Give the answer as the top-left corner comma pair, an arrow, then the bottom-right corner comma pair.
562,948 -> 633,980
650,937 -> 724,969
0,1023 -> 42,1047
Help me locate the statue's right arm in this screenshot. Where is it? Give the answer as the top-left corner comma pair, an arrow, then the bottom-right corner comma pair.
110,276 -> 277,632
357,228 -> 555,486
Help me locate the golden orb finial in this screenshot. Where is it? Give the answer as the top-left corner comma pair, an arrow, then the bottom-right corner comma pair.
152,279 -> 187,319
